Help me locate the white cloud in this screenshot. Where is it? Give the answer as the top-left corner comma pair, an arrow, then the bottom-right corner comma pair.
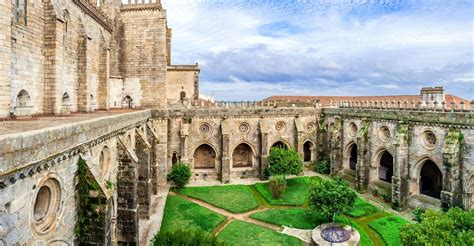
162,0 -> 474,100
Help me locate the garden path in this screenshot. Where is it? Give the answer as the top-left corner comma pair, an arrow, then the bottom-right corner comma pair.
139,185 -> 170,244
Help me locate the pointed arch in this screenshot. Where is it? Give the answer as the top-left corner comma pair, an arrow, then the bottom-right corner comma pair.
232,143 -> 254,168
99,145 -> 111,173
122,95 -> 133,109
271,140 -> 290,150
193,143 -> 217,169
344,142 -> 358,171
16,89 -> 31,107
303,140 -> 314,162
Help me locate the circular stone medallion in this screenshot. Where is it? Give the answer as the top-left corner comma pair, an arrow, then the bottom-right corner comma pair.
321,226 -> 351,243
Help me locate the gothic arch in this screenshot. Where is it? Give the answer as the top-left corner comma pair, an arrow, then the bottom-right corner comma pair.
377,149 -> 394,183
122,95 -> 133,109
16,89 -> 31,108
344,141 -> 358,171
412,157 -> 443,199
271,140 -> 291,150
303,140 -> 315,162
232,143 -> 255,168
193,143 -> 218,169
99,145 -> 111,174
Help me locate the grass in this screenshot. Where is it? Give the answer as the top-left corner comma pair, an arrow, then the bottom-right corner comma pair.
250,208 -> 374,245
369,216 -> 409,246
254,176 -> 321,206
177,185 -> 260,213
345,197 -> 380,218
250,208 -> 321,229
160,195 -> 226,233
217,220 -> 301,246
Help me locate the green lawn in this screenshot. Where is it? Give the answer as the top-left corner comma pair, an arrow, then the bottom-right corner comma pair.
345,198 -> 380,218
160,195 -> 226,233
177,185 -> 260,213
250,208 -> 321,229
217,220 -> 301,246
254,176 -> 321,206
369,216 -> 409,246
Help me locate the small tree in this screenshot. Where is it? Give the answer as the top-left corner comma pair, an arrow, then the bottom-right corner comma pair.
269,175 -> 287,199
314,159 -> 330,174
308,178 -> 357,222
167,163 -> 191,188
401,207 -> 474,245
267,147 -> 303,177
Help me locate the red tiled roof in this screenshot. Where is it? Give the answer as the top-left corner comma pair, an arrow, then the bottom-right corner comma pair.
263,94 -> 471,109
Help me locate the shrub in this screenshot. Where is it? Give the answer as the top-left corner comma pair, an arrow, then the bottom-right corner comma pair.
151,228 -> 226,246
401,207 -> 474,245
381,192 -> 392,202
314,159 -> 330,174
412,207 -> 424,222
167,163 -> 191,188
267,148 -> 303,177
308,178 -> 357,222
269,175 -> 287,199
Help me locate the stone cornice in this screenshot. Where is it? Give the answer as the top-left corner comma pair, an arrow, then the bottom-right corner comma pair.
152,108 -> 318,120
0,119 -> 148,190
72,0 -> 113,33
120,3 -> 162,12
323,108 -> 474,129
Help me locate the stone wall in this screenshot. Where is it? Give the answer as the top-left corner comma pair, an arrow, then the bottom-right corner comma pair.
120,3 -> 168,109
166,65 -> 200,105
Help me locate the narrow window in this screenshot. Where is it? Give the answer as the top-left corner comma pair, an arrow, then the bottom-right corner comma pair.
15,0 -> 20,23
23,0 -> 27,26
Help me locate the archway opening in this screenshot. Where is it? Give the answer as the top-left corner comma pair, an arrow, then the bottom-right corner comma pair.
180,91 -> 186,100
271,141 -> 288,150
122,96 -> 133,109
100,146 -> 111,173
232,143 -> 253,168
379,151 -> 394,183
194,144 -> 216,169
16,89 -> 31,108
303,141 -> 313,162
420,160 -> 442,199
171,153 -> 178,166
349,144 -> 357,170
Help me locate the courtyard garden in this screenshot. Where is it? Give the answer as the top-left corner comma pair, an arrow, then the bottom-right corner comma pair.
154,174 -> 410,246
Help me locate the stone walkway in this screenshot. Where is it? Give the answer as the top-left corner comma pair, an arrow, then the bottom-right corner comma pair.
139,186 -> 170,245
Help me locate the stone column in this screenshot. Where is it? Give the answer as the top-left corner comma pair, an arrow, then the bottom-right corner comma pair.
441,129 -> 463,210
117,142 -> 139,245
0,1 -> 11,117
221,134 -> 231,183
356,120 -> 370,192
392,123 -> 410,210
136,131 -> 151,219
78,33 -> 92,112
260,133 -> 269,179
98,40 -> 110,110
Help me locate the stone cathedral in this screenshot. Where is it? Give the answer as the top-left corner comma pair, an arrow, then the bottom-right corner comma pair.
0,0 -> 472,245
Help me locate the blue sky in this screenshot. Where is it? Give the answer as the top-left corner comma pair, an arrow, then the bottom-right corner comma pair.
160,0 -> 473,100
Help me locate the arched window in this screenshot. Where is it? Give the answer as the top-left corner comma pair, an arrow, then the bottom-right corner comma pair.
14,0 -> 27,25
271,141 -> 288,150
171,153 -> 178,166
62,92 -> 71,105
193,144 -> 216,169
420,160 -> 442,199
180,91 -> 186,100
16,89 -> 31,107
349,144 -> 357,170
122,96 -> 133,109
303,141 -> 313,162
63,11 -> 70,47
378,151 -> 393,183
99,146 -> 111,173
232,143 -> 253,168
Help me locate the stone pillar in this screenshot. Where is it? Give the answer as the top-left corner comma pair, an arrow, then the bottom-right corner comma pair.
78,33 -> 92,112
117,142 -> 139,245
355,120 -> 370,192
221,134 -> 231,183
392,123 -> 410,210
329,118 -> 343,175
136,131 -> 151,219
260,132 -> 269,179
441,129 -> 463,210
43,1 -> 63,115
98,39 -> 110,110
0,1 -> 11,117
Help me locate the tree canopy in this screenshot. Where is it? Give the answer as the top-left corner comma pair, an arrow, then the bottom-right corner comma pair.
267,147 -> 303,177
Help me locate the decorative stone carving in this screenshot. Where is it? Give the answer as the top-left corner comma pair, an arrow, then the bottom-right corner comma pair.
32,178 -> 62,235
378,126 -> 391,142
238,122 -> 250,133
421,129 -> 437,149
305,122 -> 316,133
275,121 -> 286,132
199,122 -> 212,135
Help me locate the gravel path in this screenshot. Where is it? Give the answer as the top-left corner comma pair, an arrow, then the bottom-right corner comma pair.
139,186 -> 170,245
